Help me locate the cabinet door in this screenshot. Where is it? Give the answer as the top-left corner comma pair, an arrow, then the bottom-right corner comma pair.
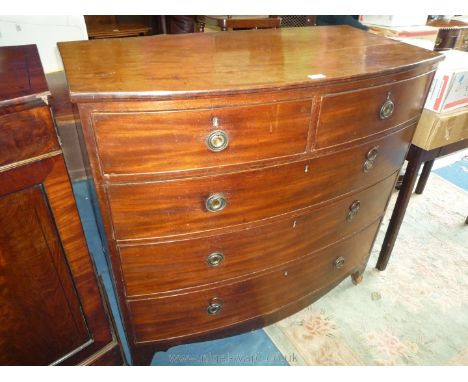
0,154 -> 115,365
0,186 -> 90,365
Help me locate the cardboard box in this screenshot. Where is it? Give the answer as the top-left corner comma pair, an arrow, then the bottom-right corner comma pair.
424,50 -> 468,112
367,25 -> 439,44
390,37 -> 435,51
359,15 -> 428,27
412,106 -> 468,150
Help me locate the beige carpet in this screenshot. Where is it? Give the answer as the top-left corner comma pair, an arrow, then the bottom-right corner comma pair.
264,173 -> 468,365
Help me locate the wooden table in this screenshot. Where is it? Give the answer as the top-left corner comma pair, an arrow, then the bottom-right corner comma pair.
376,138 -> 468,271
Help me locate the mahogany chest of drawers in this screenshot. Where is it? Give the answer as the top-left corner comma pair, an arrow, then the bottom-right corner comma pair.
0,45 -> 124,365
58,26 -> 443,365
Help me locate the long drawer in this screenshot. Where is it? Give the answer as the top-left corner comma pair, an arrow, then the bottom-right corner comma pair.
119,173 -> 397,297
108,125 -> 413,240
92,100 -> 312,175
316,72 -> 432,148
128,220 -> 380,343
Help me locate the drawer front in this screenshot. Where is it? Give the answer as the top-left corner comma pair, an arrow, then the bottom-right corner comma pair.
120,173 -> 397,297
0,106 -> 60,167
92,100 -> 312,175
128,220 -> 380,343
317,73 -> 433,148
108,125 -> 413,240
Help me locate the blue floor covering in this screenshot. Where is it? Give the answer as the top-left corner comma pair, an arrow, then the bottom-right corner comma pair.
71,157 -> 467,365
434,157 -> 468,191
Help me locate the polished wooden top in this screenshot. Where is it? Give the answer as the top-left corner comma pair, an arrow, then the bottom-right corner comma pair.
0,45 -> 49,107
58,26 -> 443,102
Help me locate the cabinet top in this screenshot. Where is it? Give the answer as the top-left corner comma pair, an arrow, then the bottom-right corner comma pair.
58,26 -> 443,102
0,45 -> 49,107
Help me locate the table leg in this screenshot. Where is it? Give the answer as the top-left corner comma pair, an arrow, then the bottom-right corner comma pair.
415,159 -> 435,195
376,149 -> 425,271
160,16 -> 167,34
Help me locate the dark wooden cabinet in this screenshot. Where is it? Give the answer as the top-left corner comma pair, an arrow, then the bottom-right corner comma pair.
84,16 -> 152,39
0,185 -> 90,365
58,26 -> 443,365
0,45 -> 124,365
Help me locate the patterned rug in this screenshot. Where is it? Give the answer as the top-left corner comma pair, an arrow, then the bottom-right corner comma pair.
264,173 -> 468,366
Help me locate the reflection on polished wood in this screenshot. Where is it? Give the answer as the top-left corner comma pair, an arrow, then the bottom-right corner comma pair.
46,71 -> 87,181
58,26 -> 442,101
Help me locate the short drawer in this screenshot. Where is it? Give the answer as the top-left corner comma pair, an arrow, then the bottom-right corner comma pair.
316,72 -> 433,148
119,173 -> 397,297
128,220 -> 380,343
108,125 -> 413,240
0,105 -> 60,167
92,100 -> 312,175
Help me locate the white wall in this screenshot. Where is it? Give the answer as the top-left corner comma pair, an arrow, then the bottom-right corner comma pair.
0,16 -> 88,73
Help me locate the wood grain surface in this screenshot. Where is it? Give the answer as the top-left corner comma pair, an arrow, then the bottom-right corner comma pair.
0,105 -> 59,167
128,220 -> 380,344
316,72 -> 434,148
0,45 -> 49,107
0,187 -> 90,365
119,173 -> 397,297
0,45 -> 124,365
92,99 -> 312,174
58,26 -> 442,101
58,27 -> 442,364
108,125 -> 413,240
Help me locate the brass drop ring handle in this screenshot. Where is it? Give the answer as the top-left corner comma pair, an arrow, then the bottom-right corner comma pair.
363,146 -> 379,173
347,200 -> 361,221
207,297 -> 223,315
363,159 -> 374,173
207,252 -> 224,267
380,97 -> 394,120
366,146 -> 379,161
334,256 -> 345,269
206,130 -> 229,152
205,193 -> 227,212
